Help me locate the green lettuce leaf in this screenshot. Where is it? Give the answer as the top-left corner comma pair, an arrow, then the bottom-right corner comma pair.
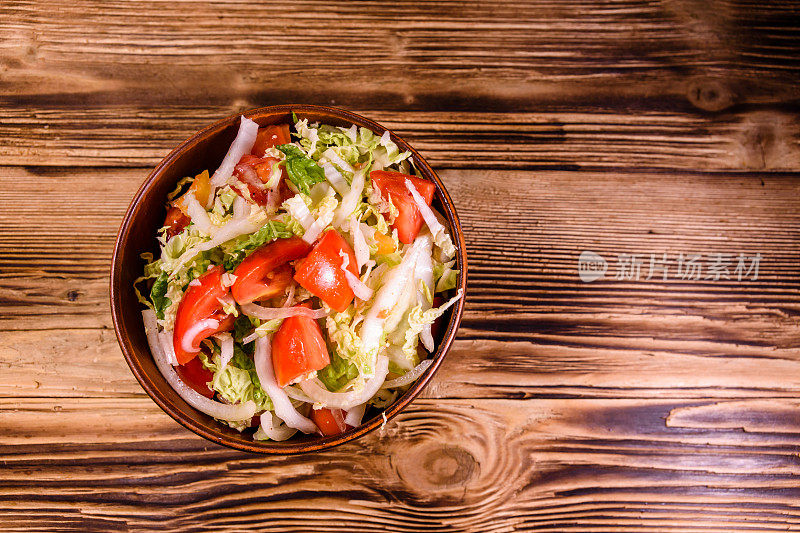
150,272 -> 171,320
317,350 -> 359,392
276,144 -> 326,194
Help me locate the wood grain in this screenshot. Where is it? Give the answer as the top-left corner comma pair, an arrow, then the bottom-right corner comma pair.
2,0 -> 800,530
3,398 -> 800,532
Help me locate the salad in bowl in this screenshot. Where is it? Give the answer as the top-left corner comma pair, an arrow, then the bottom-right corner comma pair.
134,113 -> 463,442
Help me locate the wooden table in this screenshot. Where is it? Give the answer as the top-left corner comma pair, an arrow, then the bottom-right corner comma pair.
2,1 -> 800,531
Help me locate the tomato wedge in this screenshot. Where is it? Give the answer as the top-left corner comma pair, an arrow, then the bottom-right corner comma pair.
311,407 -> 348,436
163,205 -> 190,240
293,229 -> 359,313
174,355 -> 215,398
271,302 -> 331,387
231,236 -> 312,304
251,124 -> 291,157
233,154 -> 284,207
370,170 -> 436,244
173,266 -> 235,365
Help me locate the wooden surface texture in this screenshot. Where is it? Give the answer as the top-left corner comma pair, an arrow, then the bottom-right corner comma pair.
1,0 -> 800,531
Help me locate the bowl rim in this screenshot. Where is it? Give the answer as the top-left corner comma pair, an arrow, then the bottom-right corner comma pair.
110,104 -> 468,454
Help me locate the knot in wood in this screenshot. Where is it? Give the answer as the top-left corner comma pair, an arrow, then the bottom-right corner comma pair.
396,443 -> 479,494
686,77 -> 735,112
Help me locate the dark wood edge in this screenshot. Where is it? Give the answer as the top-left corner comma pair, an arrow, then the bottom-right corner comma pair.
110,104 -> 467,454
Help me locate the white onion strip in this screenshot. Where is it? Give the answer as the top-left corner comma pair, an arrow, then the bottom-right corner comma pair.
254,412 -> 298,441
180,318 -> 219,354
211,116 -> 259,186
253,336 -> 317,434
284,385 -> 314,403
157,330 -> 178,366
344,270 -> 373,301
299,355 -> 389,410
142,310 -> 257,421
381,359 -> 433,389
339,251 -> 373,301
240,303 -> 328,321
344,403 -> 367,427
213,332 -> 234,370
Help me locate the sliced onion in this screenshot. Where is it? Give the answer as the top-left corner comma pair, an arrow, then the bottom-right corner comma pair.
381,359 -> 432,389
213,332 -> 234,370
184,192 -> 215,235
253,336 -> 317,434
339,251 -> 373,301
284,385 -> 314,403
142,310 -> 256,421
211,116 -> 259,186
335,169 -> 364,226
157,330 -> 178,366
344,403 -> 367,427
344,269 -> 373,301
180,318 -> 219,354
241,302 -> 328,321
299,355 -> 389,410
282,283 -> 295,307
221,272 -> 237,288
254,412 -> 298,441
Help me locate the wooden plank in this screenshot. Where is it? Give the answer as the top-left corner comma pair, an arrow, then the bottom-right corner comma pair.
1,0 -> 799,170
2,397 -> 800,532
2,108 -> 799,170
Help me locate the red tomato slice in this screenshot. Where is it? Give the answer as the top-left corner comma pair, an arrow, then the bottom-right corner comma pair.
370,170 -> 436,244
173,266 -> 235,365
251,124 -> 291,156
231,237 -> 312,305
174,354 -> 215,398
293,229 -> 359,313
233,155 -> 284,207
271,302 -> 331,387
311,407 -> 348,436
163,205 -> 190,240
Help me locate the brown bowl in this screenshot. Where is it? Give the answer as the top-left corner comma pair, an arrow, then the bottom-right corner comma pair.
110,105 -> 467,454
